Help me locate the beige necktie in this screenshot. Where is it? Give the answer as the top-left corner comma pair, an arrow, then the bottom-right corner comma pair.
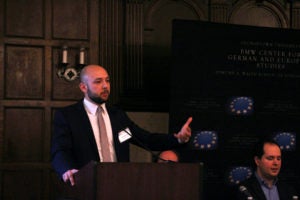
97,106 -> 112,162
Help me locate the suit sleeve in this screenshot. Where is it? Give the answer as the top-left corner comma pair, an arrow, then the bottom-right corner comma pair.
111,107 -> 181,151
51,109 -> 77,177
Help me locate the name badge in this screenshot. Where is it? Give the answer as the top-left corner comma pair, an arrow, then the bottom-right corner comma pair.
118,128 -> 132,143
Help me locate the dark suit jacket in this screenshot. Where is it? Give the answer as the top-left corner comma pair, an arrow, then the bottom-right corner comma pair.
236,175 -> 298,200
51,100 -> 180,177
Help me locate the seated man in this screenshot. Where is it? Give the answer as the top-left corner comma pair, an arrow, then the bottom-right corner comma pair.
235,138 -> 298,200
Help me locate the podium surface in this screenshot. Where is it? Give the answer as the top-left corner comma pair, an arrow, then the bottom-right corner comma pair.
55,162 -> 203,200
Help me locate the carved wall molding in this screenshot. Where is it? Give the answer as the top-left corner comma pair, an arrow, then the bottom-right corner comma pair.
144,0 -> 206,29
229,0 -> 289,28
120,0 -> 207,110
210,2 -> 229,23
292,1 -> 300,28
99,0 -> 124,104
124,1 -> 144,90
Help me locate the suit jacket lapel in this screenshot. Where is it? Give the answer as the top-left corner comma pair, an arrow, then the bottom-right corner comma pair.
254,184 -> 267,200
76,101 -> 100,158
250,176 -> 267,200
106,106 -> 126,160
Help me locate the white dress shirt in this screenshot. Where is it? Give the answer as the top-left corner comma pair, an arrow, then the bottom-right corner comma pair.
83,98 -> 117,162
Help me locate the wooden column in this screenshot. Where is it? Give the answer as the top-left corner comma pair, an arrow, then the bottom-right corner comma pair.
99,0 -> 124,104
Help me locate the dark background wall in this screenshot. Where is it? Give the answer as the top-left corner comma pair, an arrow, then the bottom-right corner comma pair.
1,0 -> 300,199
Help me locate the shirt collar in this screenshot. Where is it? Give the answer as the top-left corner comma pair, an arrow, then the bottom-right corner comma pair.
255,171 -> 278,187
83,98 -> 106,115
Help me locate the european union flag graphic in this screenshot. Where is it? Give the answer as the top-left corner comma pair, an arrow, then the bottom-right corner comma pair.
273,132 -> 296,151
193,131 -> 218,150
227,166 -> 253,185
227,97 -> 254,116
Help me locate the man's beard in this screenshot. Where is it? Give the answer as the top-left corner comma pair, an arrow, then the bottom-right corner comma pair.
89,95 -> 106,104
87,89 -> 109,104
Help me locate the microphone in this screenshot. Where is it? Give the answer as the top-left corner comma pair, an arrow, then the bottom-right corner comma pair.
239,185 -> 254,200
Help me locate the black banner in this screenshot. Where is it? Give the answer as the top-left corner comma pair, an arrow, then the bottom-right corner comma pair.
170,20 -> 300,199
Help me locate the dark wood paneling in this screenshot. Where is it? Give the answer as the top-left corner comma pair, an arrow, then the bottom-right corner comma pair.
1,0 -> 95,200
2,170 -> 43,200
52,0 -> 89,40
4,108 -> 44,162
5,0 -> 44,38
5,45 -> 44,99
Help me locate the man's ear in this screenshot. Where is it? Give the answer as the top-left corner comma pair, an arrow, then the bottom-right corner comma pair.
79,82 -> 87,93
254,156 -> 259,166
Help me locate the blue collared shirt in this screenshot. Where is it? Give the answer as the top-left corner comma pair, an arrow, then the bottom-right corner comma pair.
255,172 -> 279,200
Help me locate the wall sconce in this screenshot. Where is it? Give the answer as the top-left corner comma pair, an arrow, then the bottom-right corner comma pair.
57,46 -> 86,81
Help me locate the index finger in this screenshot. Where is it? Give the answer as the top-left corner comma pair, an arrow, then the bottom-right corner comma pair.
69,173 -> 75,186
183,117 -> 193,128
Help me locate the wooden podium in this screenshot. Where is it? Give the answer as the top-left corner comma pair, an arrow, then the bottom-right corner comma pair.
55,161 -> 203,200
